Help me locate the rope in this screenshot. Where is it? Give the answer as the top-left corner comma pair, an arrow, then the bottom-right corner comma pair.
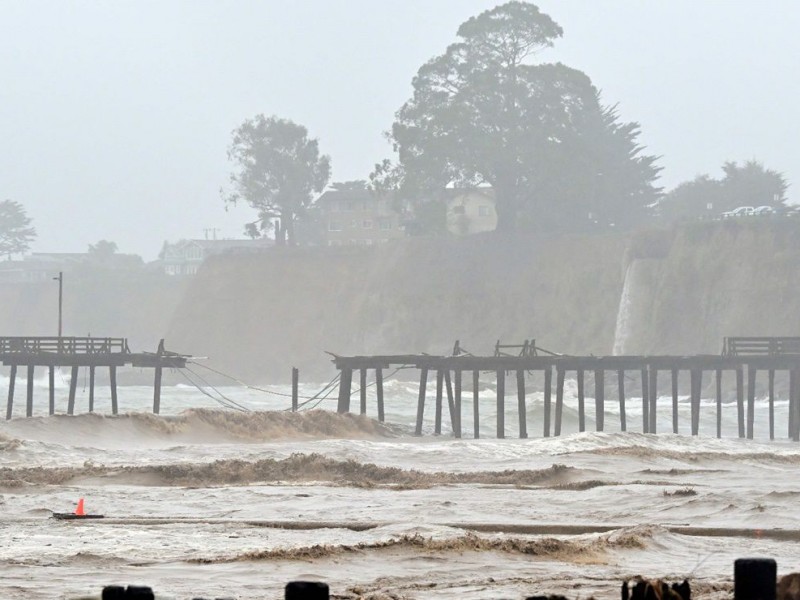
180,366 -> 251,412
187,361 -> 326,400
178,369 -> 244,412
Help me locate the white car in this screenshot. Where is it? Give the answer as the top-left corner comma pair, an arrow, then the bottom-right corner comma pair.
722,206 -> 755,218
752,205 -> 774,215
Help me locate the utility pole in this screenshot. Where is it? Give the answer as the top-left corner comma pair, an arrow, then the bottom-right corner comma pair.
53,271 -> 63,338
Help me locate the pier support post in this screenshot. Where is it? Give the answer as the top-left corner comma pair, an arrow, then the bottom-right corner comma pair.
577,368 -> 585,432
496,369 -> 505,439
453,370 -> 462,438
89,366 -> 96,413
67,366 -> 78,415
543,367 -> 552,437
110,365 -> 118,415
790,368 -> 796,440
617,369 -> 626,432
747,365 -> 756,440
434,370 -> 444,435
594,369 -> 604,432
671,368 -> 679,434
792,367 -> 800,442
716,369 -> 723,439
6,364 -> 16,420
48,365 -> 55,416
736,367 -> 745,438
648,367 -> 658,434
641,368 -> 649,433
414,368 -> 428,436
360,368 -> 367,416
690,368 -> 701,435
153,366 -> 163,415
472,370 -> 480,439
768,368 -> 775,440
444,370 -> 457,436
555,367 -> 565,436
517,369 -> 527,439
26,365 -> 34,417
336,368 -> 353,414
376,368 -> 385,423
291,367 -> 299,412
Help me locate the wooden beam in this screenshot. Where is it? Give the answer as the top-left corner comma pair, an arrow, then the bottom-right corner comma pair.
577,368 -> 585,432
415,368 -> 428,436
291,367 -> 299,412
444,370 -> 457,436
594,369 -> 604,432
517,369 -> 527,439
690,368 -> 701,436
617,369 -> 626,432
746,365 -> 756,440
48,365 -> 55,416
496,369 -> 505,439
768,368 -> 775,440
6,364 -> 16,420
434,369 -> 444,435
715,369 -> 722,439
89,365 -> 96,413
649,367 -> 658,434
360,368 -> 367,416
555,367 -> 565,436
641,368 -> 649,433
453,369 -> 462,439
336,368 -> 353,413
68,366 -> 78,415
736,367 -> 745,438
543,367 -> 552,438
472,370 -> 480,439
110,365 -> 118,415
26,364 -> 34,418
376,368 -> 385,423
671,368 -> 679,434
153,366 -> 163,414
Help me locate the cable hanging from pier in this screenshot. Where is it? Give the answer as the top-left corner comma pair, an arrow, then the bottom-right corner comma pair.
178,366 -> 251,412
188,361 -> 330,400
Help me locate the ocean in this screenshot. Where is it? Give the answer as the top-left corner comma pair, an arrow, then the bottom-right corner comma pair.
1,372 -> 799,599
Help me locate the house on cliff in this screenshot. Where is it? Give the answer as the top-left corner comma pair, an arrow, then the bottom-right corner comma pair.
315,189 -> 405,246
445,188 -> 497,235
158,238 -> 273,276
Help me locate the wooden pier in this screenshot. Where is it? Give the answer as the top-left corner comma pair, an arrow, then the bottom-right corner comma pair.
332,337 -> 800,441
0,337 -> 187,418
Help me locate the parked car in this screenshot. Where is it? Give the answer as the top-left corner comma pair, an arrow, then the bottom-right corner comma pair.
721,206 -> 755,218
752,205 -> 774,215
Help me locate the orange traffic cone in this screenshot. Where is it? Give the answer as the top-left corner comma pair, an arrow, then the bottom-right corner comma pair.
74,498 -> 85,516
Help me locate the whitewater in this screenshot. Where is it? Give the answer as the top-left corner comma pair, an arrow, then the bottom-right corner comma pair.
1,375 -> 800,599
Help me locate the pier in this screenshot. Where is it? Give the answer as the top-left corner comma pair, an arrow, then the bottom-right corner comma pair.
332,337 -> 800,441
0,337 -> 187,418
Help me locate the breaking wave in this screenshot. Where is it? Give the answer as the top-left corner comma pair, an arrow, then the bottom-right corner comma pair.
0,408 -> 398,446
0,453 -> 572,488
192,527 -> 651,563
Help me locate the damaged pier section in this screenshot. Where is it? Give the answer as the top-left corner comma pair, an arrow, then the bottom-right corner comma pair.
0,337 -> 187,418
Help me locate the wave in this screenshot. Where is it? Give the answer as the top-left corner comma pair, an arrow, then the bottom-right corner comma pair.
0,408 -> 398,446
191,526 -> 651,563
0,453 -> 573,488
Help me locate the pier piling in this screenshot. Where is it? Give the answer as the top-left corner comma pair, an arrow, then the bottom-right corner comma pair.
496,369 -> 505,439
594,369 -> 604,432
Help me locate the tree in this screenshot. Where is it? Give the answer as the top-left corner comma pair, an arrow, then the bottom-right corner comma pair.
224,115 -> 331,245
0,200 -> 36,259
374,1 -> 660,233
658,160 -> 789,221
87,239 -> 118,260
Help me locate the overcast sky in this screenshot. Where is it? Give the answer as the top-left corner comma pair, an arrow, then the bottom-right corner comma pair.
3,0 -> 799,259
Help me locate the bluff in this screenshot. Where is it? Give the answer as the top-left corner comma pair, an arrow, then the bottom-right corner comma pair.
167,234 -> 628,382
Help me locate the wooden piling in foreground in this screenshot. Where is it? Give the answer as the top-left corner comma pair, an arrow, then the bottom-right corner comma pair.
376,368 -> 385,423
594,369 -> 604,432
6,364 -> 16,420
89,366 -> 96,413
414,367 -> 428,436
453,369 -> 462,438
48,365 -> 55,416
690,368 -> 701,436
768,369 -> 775,440
110,366 -> 118,415
577,369 -> 585,432
671,368 -> 679,434
434,370 -> 444,435
153,366 -> 163,414
359,368 -> 367,416
517,369 -> 527,439
641,368 -> 649,433
67,366 -> 78,415
543,367 -> 552,437
472,370 -> 480,439
715,369 -> 722,439
648,367 -> 658,434
444,370 -> 457,436
26,365 -> 34,418
736,367 -> 745,438
746,365 -> 756,440
617,369 -> 626,432
496,369 -> 505,439
792,368 -> 800,442
291,367 -> 299,412
555,367 -> 565,436
337,368 -> 353,413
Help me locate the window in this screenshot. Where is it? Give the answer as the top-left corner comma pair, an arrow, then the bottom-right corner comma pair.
478,205 -> 491,217
379,218 -> 392,231
362,219 -> 373,229
328,220 -> 342,231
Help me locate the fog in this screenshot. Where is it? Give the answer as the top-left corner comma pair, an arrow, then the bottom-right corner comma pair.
2,0 -> 799,258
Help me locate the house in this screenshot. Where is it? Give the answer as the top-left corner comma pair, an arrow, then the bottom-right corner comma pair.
158,238 -> 273,276
315,189 -> 404,246
445,188 -> 497,235
0,252 -> 142,283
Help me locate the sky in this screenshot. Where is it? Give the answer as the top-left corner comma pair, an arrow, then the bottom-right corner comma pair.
2,0 -> 799,259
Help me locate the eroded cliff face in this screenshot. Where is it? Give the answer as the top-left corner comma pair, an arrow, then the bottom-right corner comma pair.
167,234 -> 628,381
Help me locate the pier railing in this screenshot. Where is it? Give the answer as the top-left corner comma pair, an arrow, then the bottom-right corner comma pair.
0,336 -> 130,356
723,336 -> 800,356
